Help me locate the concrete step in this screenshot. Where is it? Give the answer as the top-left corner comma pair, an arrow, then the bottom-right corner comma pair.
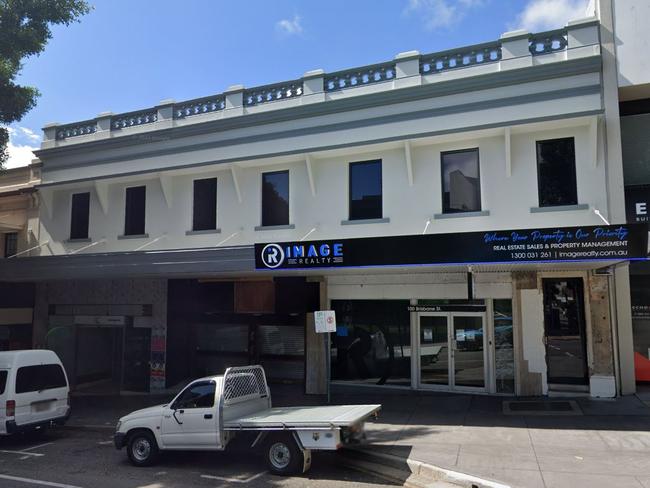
339,447 -> 511,488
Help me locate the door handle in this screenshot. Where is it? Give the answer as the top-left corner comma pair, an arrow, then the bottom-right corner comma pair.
204,414 -> 213,419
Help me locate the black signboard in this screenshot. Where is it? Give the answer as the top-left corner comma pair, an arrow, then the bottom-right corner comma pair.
255,224 -> 648,270
625,185 -> 650,223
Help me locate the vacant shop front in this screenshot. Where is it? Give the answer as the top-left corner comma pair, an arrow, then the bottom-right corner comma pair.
166,278 -> 320,388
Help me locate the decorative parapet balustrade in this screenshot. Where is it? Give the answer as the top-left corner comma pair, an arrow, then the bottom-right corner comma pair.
112,110 -> 158,130
45,21 -> 594,144
529,28 -> 568,55
174,95 -> 226,119
55,121 -> 97,140
324,61 -> 396,92
420,41 -> 502,74
244,80 -> 303,106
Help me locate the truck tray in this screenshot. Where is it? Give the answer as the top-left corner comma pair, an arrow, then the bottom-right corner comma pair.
223,404 -> 380,430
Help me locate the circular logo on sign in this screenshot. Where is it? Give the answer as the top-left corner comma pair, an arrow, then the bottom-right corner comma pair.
261,243 -> 285,269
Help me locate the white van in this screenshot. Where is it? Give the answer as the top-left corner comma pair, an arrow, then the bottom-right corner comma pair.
0,350 -> 71,435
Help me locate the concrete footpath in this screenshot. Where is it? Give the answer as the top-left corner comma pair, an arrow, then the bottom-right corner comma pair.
68,385 -> 650,488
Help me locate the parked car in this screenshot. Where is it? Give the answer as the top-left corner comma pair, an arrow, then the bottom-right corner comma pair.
114,365 -> 380,475
0,349 -> 71,435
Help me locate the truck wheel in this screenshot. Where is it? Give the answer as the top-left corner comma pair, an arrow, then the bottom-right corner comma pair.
127,431 -> 159,467
264,433 -> 303,476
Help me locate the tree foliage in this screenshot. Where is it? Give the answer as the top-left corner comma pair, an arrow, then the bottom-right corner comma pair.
0,0 -> 90,166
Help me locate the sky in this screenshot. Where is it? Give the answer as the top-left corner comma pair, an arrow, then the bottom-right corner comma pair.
4,0 -> 592,169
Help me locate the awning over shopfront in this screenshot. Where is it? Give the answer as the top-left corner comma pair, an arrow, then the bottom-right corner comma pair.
0,245 -> 255,282
1,223 -> 647,282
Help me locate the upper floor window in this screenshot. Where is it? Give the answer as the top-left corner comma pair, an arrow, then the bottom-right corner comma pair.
441,149 -> 481,214
536,138 -> 577,207
4,233 -> 17,258
262,171 -> 289,227
70,192 -> 90,240
192,178 -> 217,231
124,186 -> 146,236
349,160 -> 382,220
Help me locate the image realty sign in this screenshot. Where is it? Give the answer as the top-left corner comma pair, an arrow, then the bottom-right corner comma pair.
255,224 -> 648,270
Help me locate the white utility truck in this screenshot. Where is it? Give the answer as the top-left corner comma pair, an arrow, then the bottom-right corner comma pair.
114,365 -> 380,475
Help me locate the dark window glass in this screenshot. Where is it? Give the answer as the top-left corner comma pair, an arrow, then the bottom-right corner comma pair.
16,364 -> 67,393
70,192 -> 90,240
0,371 -> 6,395
174,381 -> 215,409
4,233 -> 17,258
441,149 -> 481,213
349,160 -> 382,220
192,178 -> 217,231
537,138 -> 577,207
124,186 -> 146,236
262,171 -> 289,226
330,300 -> 411,387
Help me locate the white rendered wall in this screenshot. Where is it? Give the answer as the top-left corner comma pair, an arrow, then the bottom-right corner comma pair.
38,121 -> 610,256
520,288 -> 548,395
613,0 -> 650,88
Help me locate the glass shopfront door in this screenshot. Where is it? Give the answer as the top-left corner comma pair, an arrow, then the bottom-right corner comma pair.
418,312 -> 487,391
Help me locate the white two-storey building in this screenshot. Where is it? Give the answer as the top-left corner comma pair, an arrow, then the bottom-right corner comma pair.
0,16 -> 645,398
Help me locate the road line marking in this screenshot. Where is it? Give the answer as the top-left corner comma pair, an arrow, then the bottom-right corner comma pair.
0,450 -> 44,457
22,442 -> 53,451
0,474 -> 84,488
200,471 -> 266,483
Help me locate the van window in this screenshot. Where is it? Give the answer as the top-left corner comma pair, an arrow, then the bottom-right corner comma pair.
16,364 -> 67,393
0,371 -> 7,395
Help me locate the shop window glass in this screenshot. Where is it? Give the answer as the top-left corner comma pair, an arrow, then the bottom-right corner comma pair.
349,160 -> 382,220
331,300 -> 410,386
192,178 -> 217,231
441,149 -> 481,213
70,192 -> 90,240
262,171 -> 289,226
494,299 -> 515,394
124,186 -> 146,236
536,138 -> 578,207
630,274 -> 650,383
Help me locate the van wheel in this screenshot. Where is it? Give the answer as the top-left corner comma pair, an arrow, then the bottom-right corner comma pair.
127,431 -> 159,467
264,433 -> 303,476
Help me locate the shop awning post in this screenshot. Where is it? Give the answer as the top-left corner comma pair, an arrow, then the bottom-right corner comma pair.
326,331 -> 331,404
315,310 -> 336,405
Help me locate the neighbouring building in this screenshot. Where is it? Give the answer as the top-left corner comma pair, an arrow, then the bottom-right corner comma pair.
600,0 -> 650,391
0,14 -> 646,399
0,162 -> 41,351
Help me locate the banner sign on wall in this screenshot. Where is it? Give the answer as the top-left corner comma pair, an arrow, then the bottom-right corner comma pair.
255,224 -> 648,270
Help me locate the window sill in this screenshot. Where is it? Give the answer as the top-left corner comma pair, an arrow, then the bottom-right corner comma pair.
185,229 -> 222,236
65,238 -> 91,243
254,224 -> 295,231
117,233 -> 149,240
433,210 -> 490,219
530,204 -> 588,213
341,218 -> 390,225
